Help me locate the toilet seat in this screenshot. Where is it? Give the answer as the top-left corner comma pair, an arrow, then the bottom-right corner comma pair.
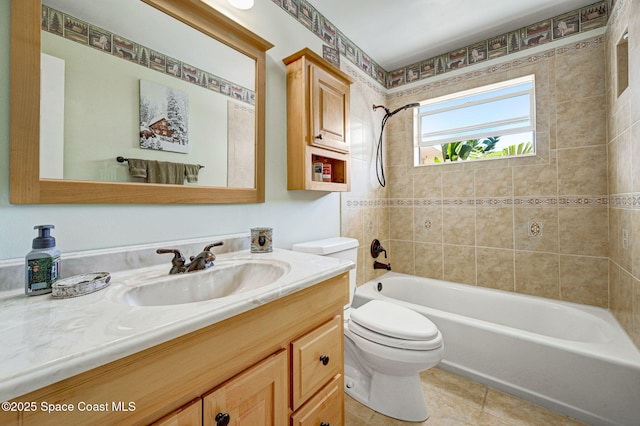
348,300 -> 442,350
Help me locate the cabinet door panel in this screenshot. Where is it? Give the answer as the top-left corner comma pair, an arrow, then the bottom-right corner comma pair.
291,375 -> 344,426
203,351 -> 287,426
310,65 -> 350,153
151,398 -> 202,426
291,315 -> 343,410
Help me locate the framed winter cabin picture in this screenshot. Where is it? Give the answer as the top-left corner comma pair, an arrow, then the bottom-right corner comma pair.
139,80 -> 189,153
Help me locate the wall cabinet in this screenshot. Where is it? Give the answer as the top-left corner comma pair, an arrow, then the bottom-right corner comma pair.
283,48 -> 354,192
1,273 -> 349,426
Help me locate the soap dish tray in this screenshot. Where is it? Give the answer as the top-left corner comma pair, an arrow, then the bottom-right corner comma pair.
52,272 -> 111,299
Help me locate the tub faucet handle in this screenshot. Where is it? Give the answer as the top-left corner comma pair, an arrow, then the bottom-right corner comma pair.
371,239 -> 387,258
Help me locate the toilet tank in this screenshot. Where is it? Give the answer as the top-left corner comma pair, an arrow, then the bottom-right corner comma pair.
291,237 -> 359,303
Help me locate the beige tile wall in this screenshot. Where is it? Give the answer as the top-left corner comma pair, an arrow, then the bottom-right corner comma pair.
340,0 -> 640,350
342,37 -> 609,295
607,0 -> 640,347
379,35 -> 610,308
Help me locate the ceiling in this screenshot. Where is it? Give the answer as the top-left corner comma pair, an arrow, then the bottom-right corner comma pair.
309,0 -> 599,71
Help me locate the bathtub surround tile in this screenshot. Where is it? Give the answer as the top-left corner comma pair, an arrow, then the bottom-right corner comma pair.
515,251 -> 560,299
342,207 -> 365,248
389,239 -> 414,275
477,248 -> 515,292
346,367 -> 586,426
389,206 -> 414,241
608,129 -> 632,195
632,122 -> 640,192
443,244 -> 476,285
514,207 -> 559,253
387,165 -> 414,199
442,170 -> 475,198
475,205 -> 514,249
557,145 -> 608,196
633,276 -> 640,348
632,209 -> 640,279
609,207 -> 633,272
413,169 -> 443,199
554,44 -> 606,103
474,167 -> 513,198
556,96 -> 607,149
442,206 -> 476,246
610,262 -> 634,330
560,255 -> 609,307
414,242 -> 444,280
413,206 -> 443,244
558,207 -> 609,257
512,162 -> 558,197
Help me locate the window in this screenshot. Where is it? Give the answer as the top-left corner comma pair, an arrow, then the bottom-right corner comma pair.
414,75 -> 536,165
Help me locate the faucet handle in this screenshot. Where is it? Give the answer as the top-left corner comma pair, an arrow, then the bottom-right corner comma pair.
370,239 -> 387,259
156,249 -> 187,274
203,241 -> 224,252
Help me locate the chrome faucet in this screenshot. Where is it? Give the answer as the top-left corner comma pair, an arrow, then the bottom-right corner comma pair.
156,241 -> 224,275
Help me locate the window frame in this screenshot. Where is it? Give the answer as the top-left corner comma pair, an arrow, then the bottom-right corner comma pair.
413,74 -> 536,165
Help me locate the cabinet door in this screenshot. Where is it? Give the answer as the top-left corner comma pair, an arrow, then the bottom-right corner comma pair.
310,64 -> 350,153
291,315 -> 343,410
151,398 -> 202,426
203,351 -> 288,426
291,375 -> 344,426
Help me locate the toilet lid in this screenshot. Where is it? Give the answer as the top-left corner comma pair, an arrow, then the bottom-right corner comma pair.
348,320 -> 442,350
349,300 -> 440,341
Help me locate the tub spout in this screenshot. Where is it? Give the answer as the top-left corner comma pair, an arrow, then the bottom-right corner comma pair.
374,261 -> 391,270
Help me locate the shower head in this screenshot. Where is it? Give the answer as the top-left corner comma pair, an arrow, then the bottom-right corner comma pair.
388,102 -> 420,117
373,102 -> 420,118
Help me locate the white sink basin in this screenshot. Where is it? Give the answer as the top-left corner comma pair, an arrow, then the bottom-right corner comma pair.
112,259 -> 290,306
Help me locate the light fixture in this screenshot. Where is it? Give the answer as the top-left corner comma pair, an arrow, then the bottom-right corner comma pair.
622,31 -> 629,41
227,0 -> 254,9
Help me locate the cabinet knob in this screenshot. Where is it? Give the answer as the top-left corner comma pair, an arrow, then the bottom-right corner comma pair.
319,355 -> 330,366
315,134 -> 323,140
215,412 -> 230,426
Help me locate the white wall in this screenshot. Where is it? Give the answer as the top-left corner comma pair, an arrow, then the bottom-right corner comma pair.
0,0 -> 343,260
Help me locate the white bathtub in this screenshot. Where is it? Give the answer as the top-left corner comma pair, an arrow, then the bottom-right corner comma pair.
353,272 -> 640,426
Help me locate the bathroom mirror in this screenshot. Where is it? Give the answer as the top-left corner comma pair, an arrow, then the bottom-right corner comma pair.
10,0 -> 273,204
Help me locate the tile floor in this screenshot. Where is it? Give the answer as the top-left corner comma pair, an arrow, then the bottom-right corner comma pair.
345,367 -> 586,425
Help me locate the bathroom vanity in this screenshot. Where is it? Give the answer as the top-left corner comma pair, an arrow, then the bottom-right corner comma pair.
0,241 -> 351,425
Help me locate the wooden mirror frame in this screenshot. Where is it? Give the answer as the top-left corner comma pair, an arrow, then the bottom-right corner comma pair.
10,0 -> 273,204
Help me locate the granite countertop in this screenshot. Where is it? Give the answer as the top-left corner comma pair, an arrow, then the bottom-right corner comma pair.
0,248 -> 353,402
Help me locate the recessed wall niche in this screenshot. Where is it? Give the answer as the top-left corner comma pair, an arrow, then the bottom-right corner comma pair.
616,30 -> 629,97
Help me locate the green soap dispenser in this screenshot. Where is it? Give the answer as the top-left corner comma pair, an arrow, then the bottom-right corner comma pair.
25,225 -> 61,296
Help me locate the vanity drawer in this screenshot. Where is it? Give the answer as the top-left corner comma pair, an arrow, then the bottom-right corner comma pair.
291,315 -> 343,410
290,374 -> 343,426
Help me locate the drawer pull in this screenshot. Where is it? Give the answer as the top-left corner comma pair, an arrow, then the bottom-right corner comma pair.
320,423 -> 330,426
315,134 -> 323,140
215,412 -> 230,426
319,355 -> 330,366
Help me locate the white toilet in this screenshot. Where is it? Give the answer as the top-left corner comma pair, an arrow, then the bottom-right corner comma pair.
292,237 -> 444,422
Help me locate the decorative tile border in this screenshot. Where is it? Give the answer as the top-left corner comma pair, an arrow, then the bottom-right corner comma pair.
41,5 -> 255,105
388,34 -> 605,101
345,196 -> 609,208
271,0 -> 612,89
610,194 -> 640,209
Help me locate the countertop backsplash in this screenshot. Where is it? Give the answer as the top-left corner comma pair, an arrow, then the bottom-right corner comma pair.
0,233 -> 250,292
